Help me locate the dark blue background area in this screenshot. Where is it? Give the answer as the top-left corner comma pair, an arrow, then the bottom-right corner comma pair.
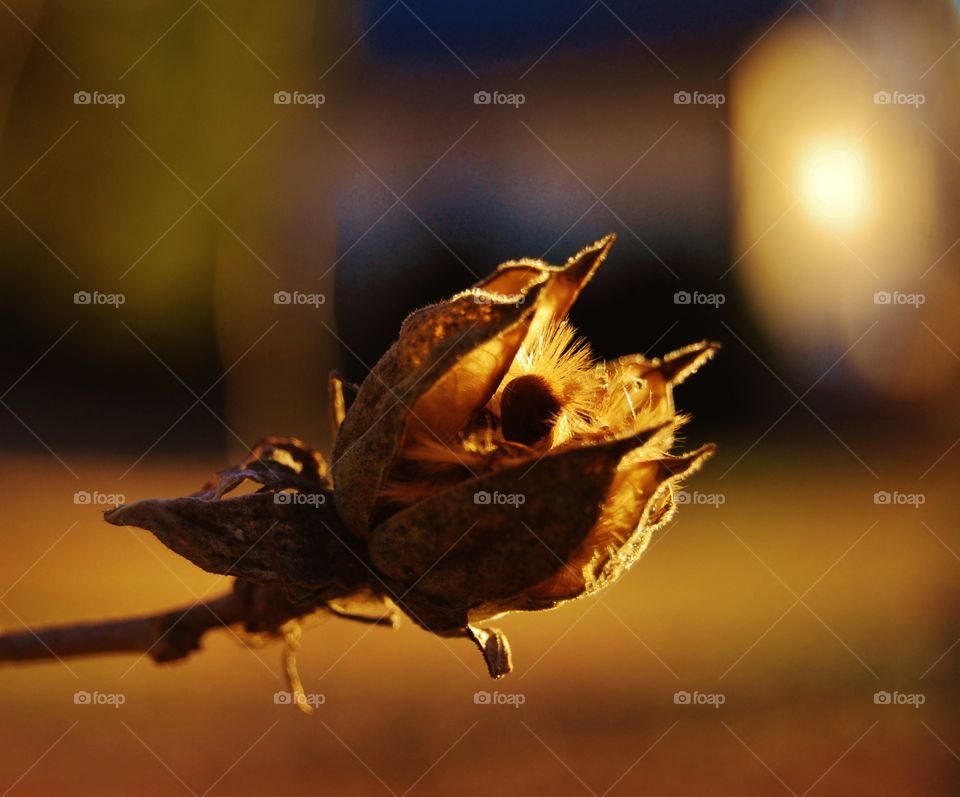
362,0 -> 794,66
329,0 -> 800,429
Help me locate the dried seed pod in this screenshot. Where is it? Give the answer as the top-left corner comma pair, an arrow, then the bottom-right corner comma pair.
108,235 -> 718,680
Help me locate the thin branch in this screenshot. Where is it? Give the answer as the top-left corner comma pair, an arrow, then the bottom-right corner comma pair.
0,581 -> 304,665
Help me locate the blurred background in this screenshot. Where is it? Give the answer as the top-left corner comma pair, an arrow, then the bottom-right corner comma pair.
1,0 -> 959,794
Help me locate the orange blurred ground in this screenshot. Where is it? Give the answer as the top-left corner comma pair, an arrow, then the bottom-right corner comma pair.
0,444 -> 957,795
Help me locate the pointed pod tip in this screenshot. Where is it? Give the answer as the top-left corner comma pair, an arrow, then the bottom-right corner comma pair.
657,443 -> 717,481
655,340 -> 721,387
553,234 -> 617,304
695,441 -> 718,460
102,505 -> 124,526
564,233 -> 616,270
102,500 -> 147,528
698,340 -> 722,353
695,340 -> 722,360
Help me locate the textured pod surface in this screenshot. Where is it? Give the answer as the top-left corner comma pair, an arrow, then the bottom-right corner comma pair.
105,492 -> 370,606
106,438 -> 371,607
369,435 -> 656,611
332,286 -> 544,538
524,444 -> 716,603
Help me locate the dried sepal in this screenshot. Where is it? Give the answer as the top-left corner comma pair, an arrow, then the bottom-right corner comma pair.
524,443 -> 716,602
195,436 -> 333,500
107,493 -> 358,606
473,234 -> 615,343
605,341 -> 720,423
638,340 -> 721,387
466,625 -> 512,679
106,438 -> 370,607
332,285 -> 545,538
368,432 -> 663,614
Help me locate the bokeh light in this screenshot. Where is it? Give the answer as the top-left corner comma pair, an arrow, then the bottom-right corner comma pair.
800,141 -> 868,226
731,11 -> 960,404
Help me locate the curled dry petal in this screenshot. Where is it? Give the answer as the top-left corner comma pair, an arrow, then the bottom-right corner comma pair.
603,340 -> 720,425
370,437 -> 714,625
370,433 -> 661,607
332,286 -> 546,538
523,444 -> 715,603
472,233 -> 615,343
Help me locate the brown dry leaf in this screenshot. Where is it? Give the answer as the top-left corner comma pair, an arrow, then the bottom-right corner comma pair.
105,438 -> 369,607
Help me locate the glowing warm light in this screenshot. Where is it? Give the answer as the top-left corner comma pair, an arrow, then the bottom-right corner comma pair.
729,15 -> 958,405
801,144 -> 867,225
